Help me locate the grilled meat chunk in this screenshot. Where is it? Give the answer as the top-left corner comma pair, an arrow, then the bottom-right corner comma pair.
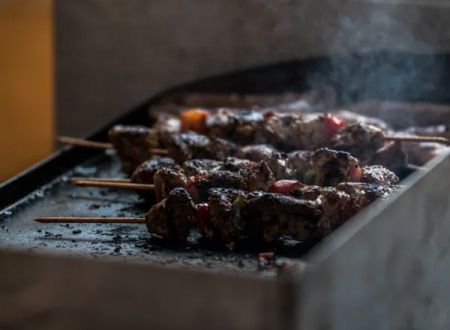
165,131 -> 238,163
166,131 -> 210,163
199,188 -> 248,244
361,165 -> 399,186
331,123 -> 385,161
314,188 -> 358,238
108,125 -> 160,173
237,144 -> 293,179
309,148 -> 362,186
242,191 -> 321,242
153,167 -> 188,202
182,159 -> 223,176
190,161 -> 275,202
286,151 -> 313,180
145,188 -> 196,240
259,113 -> 333,151
206,109 -> 265,145
337,182 -> 400,208
131,157 -> 176,184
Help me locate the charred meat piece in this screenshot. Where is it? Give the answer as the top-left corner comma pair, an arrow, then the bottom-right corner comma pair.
237,144 -> 293,179
286,151 -> 313,181
153,160 -> 275,203
242,191 -> 321,243
165,131 -> 238,163
331,123 -> 385,162
314,188 -> 359,239
182,159 -> 223,176
361,165 -> 399,186
153,167 -> 188,202
145,188 -> 196,240
165,131 -> 211,163
221,157 -> 258,172
191,161 -> 275,202
108,125 -> 160,173
199,188 -> 248,245
337,182 -> 400,208
202,188 -> 320,245
206,109 -> 265,145
131,157 -> 176,184
309,148 -> 362,186
258,113 -> 335,151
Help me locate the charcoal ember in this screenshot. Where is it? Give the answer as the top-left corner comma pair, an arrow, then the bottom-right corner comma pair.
145,188 -> 197,240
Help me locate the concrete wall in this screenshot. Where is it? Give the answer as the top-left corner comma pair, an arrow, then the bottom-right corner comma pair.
56,0 -> 450,136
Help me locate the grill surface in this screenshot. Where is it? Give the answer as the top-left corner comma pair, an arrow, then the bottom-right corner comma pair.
1,53 -> 449,274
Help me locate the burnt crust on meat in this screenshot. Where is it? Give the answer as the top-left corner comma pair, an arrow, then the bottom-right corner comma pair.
361,165 -> 399,186
108,125 -> 160,173
131,157 -> 176,184
182,159 -> 223,176
145,188 -> 196,240
309,148 -> 360,186
153,167 -> 188,202
331,123 -> 385,162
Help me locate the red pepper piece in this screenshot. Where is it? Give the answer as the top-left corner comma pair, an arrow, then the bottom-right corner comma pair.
323,113 -> 345,137
180,108 -> 209,133
268,180 -> 301,195
347,164 -> 363,182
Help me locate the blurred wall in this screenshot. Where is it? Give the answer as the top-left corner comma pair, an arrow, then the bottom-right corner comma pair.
0,0 -> 53,180
56,0 -> 450,137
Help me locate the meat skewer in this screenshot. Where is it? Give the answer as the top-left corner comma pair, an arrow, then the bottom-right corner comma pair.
67,148 -> 399,201
35,182 -> 399,247
58,117 -> 448,175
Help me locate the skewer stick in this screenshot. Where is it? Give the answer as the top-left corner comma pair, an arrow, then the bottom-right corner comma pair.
383,135 -> 449,145
57,136 -> 169,155
35,217 -> 145,224
69,177 -> 131,183
58,136 -> 114,149
68,178 -> 155,191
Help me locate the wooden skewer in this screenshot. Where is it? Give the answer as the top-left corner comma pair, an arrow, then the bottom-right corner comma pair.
68,178 -> 155,191
57,136 -> 169,154
35,217 -> 145,224
69,177 -> 132,183
58,136 -> 114,149
383,135 -> 449,145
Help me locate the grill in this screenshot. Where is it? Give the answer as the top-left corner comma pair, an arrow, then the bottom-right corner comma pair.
1,53 -> 450,330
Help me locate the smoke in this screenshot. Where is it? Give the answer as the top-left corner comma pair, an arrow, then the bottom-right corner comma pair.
302,0 -> 445,107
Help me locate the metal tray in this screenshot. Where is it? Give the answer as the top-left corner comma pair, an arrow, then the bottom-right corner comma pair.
1,53 -> 450,330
